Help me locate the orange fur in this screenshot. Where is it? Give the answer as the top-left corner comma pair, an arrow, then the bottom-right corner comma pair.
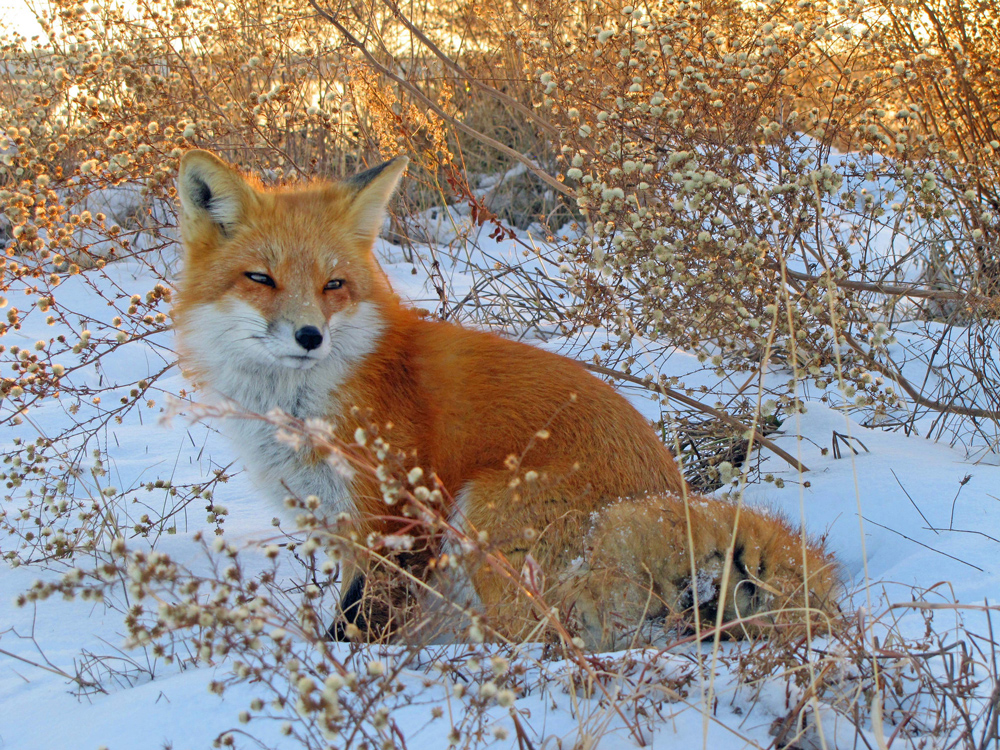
173,150 -> 841,648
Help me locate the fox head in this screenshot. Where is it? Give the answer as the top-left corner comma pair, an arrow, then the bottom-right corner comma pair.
173,150 -> 407,389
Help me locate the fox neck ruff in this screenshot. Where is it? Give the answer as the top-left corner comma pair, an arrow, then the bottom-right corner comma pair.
175,297 -> 387,516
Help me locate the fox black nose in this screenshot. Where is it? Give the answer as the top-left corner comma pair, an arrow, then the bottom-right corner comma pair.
295,325 -> 323,351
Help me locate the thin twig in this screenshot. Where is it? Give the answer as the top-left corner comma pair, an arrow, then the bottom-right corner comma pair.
890,468 -> 937,535
862,517 -> 984,572
949,474 -> 973,530
888,602 -> 1000,613
0,647 -> 104,692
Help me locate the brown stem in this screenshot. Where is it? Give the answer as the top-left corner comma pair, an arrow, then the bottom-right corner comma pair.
780,264 -> 980,303
308,0 -> 573,199
377,0 -> 559,138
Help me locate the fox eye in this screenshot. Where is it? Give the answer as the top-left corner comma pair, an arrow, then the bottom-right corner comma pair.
245,272 -> 276,288
324,279 -> 345,291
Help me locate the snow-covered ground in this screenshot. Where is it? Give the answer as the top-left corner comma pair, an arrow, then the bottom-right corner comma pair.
2,195 -> 999,749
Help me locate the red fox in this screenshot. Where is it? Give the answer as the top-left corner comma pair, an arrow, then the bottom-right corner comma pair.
173,149 -> 840,648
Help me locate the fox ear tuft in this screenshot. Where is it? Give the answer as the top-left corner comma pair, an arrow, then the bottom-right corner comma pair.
345,155 -> 409,244
177,150 -> 254,239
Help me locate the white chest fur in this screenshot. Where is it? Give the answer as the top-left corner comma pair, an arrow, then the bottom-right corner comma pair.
177,299 -> 385,517
220,368 -> 355,517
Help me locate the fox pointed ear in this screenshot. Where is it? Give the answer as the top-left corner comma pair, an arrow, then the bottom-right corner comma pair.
177,150 -> 255,241
344,156 -> 408,244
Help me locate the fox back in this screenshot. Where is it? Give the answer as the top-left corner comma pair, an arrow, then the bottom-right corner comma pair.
173,149 -> 686,523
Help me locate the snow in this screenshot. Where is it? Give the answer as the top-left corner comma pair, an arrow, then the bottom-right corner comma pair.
2,195 -> 999,749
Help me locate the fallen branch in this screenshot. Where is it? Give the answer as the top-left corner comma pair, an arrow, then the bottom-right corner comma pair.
0,647 -> 104,692
584,363 -> 810,474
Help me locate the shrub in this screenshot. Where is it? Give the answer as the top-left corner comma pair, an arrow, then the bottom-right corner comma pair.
2,0 -> 1000,746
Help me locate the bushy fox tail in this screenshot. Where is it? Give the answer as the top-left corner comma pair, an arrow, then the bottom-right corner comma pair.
562,494 -> 842,649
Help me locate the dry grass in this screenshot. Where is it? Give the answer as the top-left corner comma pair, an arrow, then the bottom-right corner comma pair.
2,0 -> 1000,746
